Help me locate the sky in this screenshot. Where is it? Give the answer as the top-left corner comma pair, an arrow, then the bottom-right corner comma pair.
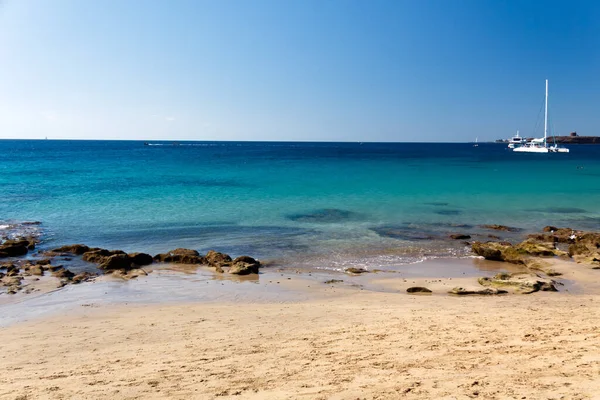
1,0 -> 599,142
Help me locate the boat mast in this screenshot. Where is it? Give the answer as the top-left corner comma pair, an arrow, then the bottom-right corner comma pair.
544,79 -> 548,146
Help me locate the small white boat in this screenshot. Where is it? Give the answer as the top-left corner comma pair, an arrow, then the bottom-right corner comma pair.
473,137 -> 479,147
513,80 -> 569,154
508,131 -> 526,148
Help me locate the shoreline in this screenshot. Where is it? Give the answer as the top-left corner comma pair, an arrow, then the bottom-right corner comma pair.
1,269 -> 599,399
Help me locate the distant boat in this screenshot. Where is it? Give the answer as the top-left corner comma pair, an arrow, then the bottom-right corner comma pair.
473,137 -> 479,147
507,131 -> 525,149
513,80 -> 569,154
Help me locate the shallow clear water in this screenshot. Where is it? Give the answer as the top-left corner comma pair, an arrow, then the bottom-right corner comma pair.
2,140 -> 600,269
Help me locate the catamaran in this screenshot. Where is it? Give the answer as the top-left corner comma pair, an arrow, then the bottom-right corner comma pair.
513,80 -> 569,153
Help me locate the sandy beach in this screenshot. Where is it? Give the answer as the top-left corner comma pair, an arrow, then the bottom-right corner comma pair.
1,258 -> 600,400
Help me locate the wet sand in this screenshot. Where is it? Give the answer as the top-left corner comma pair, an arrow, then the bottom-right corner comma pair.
1,257 -> 600,399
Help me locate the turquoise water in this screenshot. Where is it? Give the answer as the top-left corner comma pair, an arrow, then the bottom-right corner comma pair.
2,140 -> 600,270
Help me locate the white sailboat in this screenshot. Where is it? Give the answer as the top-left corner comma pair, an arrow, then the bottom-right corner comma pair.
513,80 -> 569,153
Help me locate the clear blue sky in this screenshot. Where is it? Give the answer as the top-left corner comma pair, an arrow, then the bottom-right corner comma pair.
1,0 -> 599,141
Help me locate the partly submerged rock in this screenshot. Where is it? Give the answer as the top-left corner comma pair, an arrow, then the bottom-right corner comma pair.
286,208 -> 362,223
205,250 -> 232,267
50,244 -> 90,255
479,224 -> 522,232
228,255 -> 261,275
128,252 -> 153,266
0,239 -> 31,258
82,249 -> 127,264
449,233 -> 471,240
98,254 -> 134,272
154,248 -> 206,264
407,287 -> 432,293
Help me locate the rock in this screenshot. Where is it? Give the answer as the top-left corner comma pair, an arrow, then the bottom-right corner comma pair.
51,244 -> 90,255
229,261 -> 260,275
27,265 -> 44,276
324,279 -> 344,284
35,258 -> 52,265
449,234 -> 471,240
478,272 -> 557,294
2,275 -> 22,287
52,268 -> 75,279
407,287 -> 432,293
543,226 -> 558,232
71,272 -> 97,284
153,251 -> 206,264
205,250 -> 232,266
479,224 -> 521,232
0,239 -> 30,258
6,264 -> 20,276
82,249 -> 127,264
449,287 -> 508,295
170,248 -> 200,257
515,239 -> 559,257
128,252 -> 153,266
98,254 -> 133,271
344,267 -> 369,274
214,265 -> 224,273
471,241 -> 508,262
153,248 -> 206,264
228,255 -> 261,275
568,232 -> 600,259
126,268 -> 148,279
44,264 -> 64,272
473,239 -> 566,264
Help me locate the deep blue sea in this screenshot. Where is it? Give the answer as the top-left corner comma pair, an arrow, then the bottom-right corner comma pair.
2,140 -> 600,271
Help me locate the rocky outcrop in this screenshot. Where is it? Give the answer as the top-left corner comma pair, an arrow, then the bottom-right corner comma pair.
478,273 -> 557,294
52,267 -> 75,279
128,252 -> 153,266
153,248 -> 206,264
50,244 -> 91,255
205,250 -> 232,266
479,224 -> 521,232
98,254 -> 135,272
449,287 -> 508,295
82,249 -> 127,263
472,239 -> 566,264
72,272 -> 97,284
0,239 -> 31,258
229,256 -> 261,275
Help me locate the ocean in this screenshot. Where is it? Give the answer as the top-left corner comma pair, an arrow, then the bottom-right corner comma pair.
2,140 -> 600,271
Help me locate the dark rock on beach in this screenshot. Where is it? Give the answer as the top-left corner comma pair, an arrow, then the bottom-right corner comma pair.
205,250 -> 232,268
0,239 -> 31,258
98,254 -> 135,272
82,249 -> 127,264
52,267 -> 75,279
154,248 -> 206,264
229,257 -> 261,275
407,287 -> 432,293
51,244 -> 91,255
345,267 -> 369,275
128,252 -> 153,266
